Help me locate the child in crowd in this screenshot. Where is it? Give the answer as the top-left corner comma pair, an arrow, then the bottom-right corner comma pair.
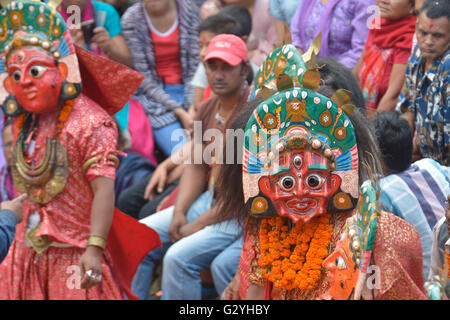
190,5 -> 255,116
356,0 -> 417,117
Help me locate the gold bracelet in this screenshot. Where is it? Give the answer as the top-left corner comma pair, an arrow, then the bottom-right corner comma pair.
87,235 -> 107,250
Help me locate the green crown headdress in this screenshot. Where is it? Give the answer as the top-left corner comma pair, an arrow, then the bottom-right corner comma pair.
243,35 -> 360,216
0,0 -> 81,116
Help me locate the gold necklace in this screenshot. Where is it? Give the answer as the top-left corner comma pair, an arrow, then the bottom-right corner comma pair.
11,100 -> 73,204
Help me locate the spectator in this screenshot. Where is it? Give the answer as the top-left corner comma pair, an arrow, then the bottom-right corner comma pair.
114,119 -> 155,199
290,0 -> 375,70
317,57 -> 367,115
98,0 -> 137,16
59,0 -> 132,67
269,0 -> 301,26
0,195 -> 27,263
60,0 -> 154,163
116,11 -> 248,221
0,121 -> 16,203
121,0 -> 200,157
412,0 -> 426,48
116,5 -> 257,222
192,6 -> 257,111
269,0 -> 301,43
355,0 -> 416,118
201,0 -> 278,66
425,194 -> 450,300
397,0 -> 450,166
200,0 -> 223,19
190,10 -> 249,116
132,35 -> 251,300
372,111 -> 450,279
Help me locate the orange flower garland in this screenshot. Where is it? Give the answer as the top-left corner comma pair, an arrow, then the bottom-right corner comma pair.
56,99 -> 75,136
15,113 -> 26,137
258,213 -> 333,291
15,100 -> 74,137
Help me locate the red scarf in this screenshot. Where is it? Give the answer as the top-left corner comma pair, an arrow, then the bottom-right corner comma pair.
372,16 -> 417,50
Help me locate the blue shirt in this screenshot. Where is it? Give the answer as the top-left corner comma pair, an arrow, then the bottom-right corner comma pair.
397,45 -> 450,166
93,0 -> 122,38
0,209 -> 17,263
269,0 -> 302,25
378,158 -> 450,279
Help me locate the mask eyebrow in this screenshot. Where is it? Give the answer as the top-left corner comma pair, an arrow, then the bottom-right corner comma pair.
8,54 -> 54,66
307,163 -> 329,171
271,166 -> 291,176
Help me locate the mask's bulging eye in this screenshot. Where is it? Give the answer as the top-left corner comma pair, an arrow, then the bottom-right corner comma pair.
279,175 -> 295,192
293,155 -> 302,169
29,65 -> 47,78
12,70 -> 21,82
306,174 -> 325,189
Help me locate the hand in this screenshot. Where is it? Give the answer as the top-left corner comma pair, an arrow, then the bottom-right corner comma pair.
174,108 -> 193,133
144,163 -> 169,201
221,272 -> 240,300
1,194 -> 27,223
78,246 -> 103,289
178,221 -> 202,239
69,28 -> 86,47
187,104 -> 196,119
168,213 -> 188,242
91,27 -> 111,54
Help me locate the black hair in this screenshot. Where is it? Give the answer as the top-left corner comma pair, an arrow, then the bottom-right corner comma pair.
317,85 -> 383,183
218,5 -> 252,37
198,14 -> 241,36
317,57 -> 367,116
241,61 -> 254,85
420,0 -> 450,19
371,111 -> 413,173
214,97 -> 263,226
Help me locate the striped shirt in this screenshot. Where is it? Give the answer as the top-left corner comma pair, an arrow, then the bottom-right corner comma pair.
379,158 -> 450,279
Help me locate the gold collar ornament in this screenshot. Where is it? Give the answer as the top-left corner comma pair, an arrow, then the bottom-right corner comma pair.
11,135 -> 69,204
25,223 -> 52,254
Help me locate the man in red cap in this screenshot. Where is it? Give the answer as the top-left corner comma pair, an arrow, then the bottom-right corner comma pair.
132,34 -> 252,300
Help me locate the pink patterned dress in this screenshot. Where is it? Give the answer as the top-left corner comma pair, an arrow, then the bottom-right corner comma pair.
0,94 -> 125,299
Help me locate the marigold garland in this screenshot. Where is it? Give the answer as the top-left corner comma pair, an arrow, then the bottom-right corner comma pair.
15,113 -> 26,137
56,99 -> 75,136
258,213 -> 333,291
15,100 -> 75,138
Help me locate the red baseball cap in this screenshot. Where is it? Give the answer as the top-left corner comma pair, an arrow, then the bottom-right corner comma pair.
203,34 -> 248,66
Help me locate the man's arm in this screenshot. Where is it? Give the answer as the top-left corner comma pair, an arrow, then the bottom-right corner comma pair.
178,205 -> 219,238
0,210 -> 18,263
0,194 -> 27,263
169,162 -> 209,242
377,64 -> 407,113
102,34 -> 133,68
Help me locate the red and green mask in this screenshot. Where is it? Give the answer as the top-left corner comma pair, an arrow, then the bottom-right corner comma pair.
0,0 -> 82,117
243,44 -> 359,223
322,180 -> 380,300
